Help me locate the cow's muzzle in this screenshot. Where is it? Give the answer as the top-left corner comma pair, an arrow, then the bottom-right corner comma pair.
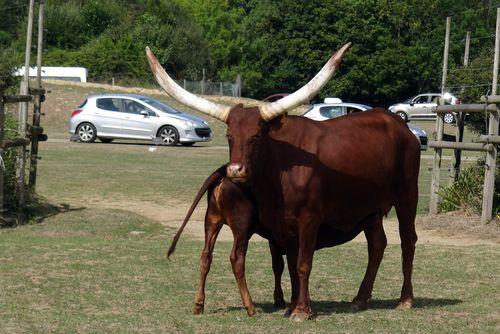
226,163 -> 247,182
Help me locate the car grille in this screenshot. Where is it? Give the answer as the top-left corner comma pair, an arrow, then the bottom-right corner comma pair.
419,136 -> 428,146
195,128 -> 211,137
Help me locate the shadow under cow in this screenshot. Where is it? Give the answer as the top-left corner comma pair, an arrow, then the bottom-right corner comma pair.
214,297 -> 462,316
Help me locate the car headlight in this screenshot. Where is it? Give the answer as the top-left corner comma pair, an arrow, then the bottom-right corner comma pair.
183,120 -> 196,127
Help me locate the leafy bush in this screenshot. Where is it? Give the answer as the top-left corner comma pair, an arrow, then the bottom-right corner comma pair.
439,156 -> 500,216
2,113 -> 19,213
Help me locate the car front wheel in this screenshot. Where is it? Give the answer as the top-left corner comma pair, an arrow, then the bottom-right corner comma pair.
443,112 -> 455,124
77,123 -> 97,143
157,125 -> 179,146
396,111 -> 408,122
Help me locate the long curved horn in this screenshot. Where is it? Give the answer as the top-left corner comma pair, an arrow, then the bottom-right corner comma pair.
146,46 -> 231,122
259,42 -> 352,121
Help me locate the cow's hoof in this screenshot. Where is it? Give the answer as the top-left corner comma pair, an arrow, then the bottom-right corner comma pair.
396,299 -> 413,310
246,305 -> 256,317
289,309 -> 311,322
192,304 -> 204,315
274,299 -> 287,309
350,299 -> 368,311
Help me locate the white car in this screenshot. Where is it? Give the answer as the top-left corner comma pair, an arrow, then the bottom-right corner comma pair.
388,93 -> 460,124
303,100 -> 428,150
69,94 -> 211,146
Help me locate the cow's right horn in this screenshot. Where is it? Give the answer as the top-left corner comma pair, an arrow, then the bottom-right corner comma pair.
260,42 -> 351,121
146,46 -> 231,122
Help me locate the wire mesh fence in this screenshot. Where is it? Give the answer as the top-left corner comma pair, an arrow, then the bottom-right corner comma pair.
175,79 -> 240,97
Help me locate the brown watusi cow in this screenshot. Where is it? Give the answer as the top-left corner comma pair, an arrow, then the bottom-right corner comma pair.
148,42 -> 420,321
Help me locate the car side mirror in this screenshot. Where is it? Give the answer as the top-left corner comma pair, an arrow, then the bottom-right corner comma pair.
409,102 -> 414,106
140,110 -> 149,117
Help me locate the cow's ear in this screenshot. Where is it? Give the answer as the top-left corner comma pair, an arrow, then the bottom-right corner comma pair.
265,114 -> 285,132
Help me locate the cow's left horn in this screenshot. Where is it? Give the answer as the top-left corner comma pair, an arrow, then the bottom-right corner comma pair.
146,46 -> 231,122
259,42 -> 352,121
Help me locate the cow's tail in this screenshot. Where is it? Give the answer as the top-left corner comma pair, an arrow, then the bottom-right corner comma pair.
167,165 -> 227,258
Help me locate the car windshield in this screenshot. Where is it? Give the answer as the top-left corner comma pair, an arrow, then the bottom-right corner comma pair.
138,97 -> 180,114
402,97 -> 413,104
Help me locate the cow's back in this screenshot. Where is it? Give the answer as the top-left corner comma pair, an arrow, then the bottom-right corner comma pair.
262,108 -> 420,233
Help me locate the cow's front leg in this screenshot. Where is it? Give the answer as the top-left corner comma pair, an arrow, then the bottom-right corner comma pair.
268,240 -> 286,309
352,214 -> 387,310
230,235 -> 256,316
290,225 -> 318,322
193,217 -> 223,315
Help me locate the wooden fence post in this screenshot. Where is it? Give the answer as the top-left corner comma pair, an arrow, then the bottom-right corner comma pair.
29,0 -> 45,190
481,8 -> 500,223
16,0 -> 35,223
0,84 -> 5,217
452,30 -> 471,182
202,68 -> 206,95
430,16 -> 450,215
236,74 -> 241,97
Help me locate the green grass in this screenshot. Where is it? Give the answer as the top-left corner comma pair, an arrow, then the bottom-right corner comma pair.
36,141 -> 227,205
36,140 -> 474,216
0,209 -> 498,333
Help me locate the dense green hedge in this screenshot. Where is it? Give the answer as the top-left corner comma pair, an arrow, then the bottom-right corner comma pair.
2,0 -> 500,103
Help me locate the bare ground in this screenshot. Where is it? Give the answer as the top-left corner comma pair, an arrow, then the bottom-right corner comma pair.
71,198 -> 499,247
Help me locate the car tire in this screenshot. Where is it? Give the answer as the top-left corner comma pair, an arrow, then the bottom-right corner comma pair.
76,122 -> 97,143
396,111 -> 408,122
181,142 -> 195,147
443,112 -> 455,124
157,125 -> 179,146
99,137 -> 113,143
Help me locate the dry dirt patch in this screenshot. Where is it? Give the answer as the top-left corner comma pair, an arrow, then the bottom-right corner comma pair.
75,198 -> 499,246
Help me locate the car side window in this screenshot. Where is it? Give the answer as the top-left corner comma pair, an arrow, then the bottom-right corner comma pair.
122,99 -> 156,116
412,96 -> 429,104
346,106 -> 361,114
431,95 -> 440,103
319,106 -> 343,119
96,98 -> 121,112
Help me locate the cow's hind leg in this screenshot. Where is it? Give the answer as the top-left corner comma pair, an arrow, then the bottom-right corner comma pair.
395,189 -> 418,309
352,213 -> 387,310
229,234 -> 256,316
193,214 -> 223,315
284,250 -> 299,317
268,240 -> 286,309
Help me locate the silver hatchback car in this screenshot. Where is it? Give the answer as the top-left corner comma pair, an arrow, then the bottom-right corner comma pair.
69,94 -> 211,146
